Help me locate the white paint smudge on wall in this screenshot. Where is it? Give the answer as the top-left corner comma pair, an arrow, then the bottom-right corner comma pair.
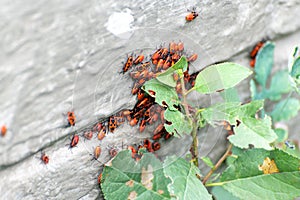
105,9 -> 134,39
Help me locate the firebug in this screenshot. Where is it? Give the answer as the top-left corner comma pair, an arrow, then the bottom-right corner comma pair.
186,8 -> 198,22
67,112 -> 76,126
41,152 -> 49,164
1,125 -> 7,137
69,134 -> 79,149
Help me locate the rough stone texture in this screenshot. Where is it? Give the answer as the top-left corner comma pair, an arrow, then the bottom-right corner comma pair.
0,0 -> 300,199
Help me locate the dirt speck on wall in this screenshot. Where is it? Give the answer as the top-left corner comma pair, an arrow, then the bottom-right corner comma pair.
0,0 -> 300,199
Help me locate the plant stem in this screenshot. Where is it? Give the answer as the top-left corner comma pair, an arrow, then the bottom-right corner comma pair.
180,72 -> 191,121
196,108 -> 205,118
205,182 -> 225,187
202,144 -> 233,185
185,87 -> 196,96
179,71 -> 198,167
191,121 -> 199,167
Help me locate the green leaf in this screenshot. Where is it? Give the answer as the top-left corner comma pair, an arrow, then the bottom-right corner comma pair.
194,62 -> 252,94
226,146 -> 244,166
156,57 -> 188,87
254,42 -> 275,88
164,108 -> 192,137
274,128 -> 288,143
250,79 -> 258,100
201,100 -> 264,126
291,57 -> 300,79
101,150 -> 171,200
222,172 -> 300,200
142,79 -> 179,110
219,149 -> 300,200
236,100 -> 264,118
263,70 -> 292,101
211,186 -> 240,200
228,116 -> 277,150
220,88 -> 240,102
164,156 -> 212,200
217,149 -> 300,199
270,98 -> 300,122
221,148 -> 300,181
288,47 -> 299,72
283,141 -> 300,158
201,102 -> 240,126
156,71 -> 177,88
201,100 -> 275,149
201,157 -> 214,168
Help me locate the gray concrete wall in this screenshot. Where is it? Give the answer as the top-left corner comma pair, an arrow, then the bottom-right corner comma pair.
0,0 -> 300,199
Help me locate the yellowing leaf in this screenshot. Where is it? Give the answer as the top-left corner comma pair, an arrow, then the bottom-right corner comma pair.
101,151 -> 171,199
258,157 -> 279,174
141,165 -> 154,190
126,180 -> 134,187
128,191 -> 137,200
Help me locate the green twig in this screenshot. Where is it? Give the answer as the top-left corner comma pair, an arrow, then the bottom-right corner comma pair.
202,144 -> 233,185
179,70 -> 198,166
205,182 -> 225,187
180,71 -> 192,122
185,87 -> 196,96
191,120 -> 199,167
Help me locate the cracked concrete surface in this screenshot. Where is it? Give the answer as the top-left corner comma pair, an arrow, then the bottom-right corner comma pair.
0,0 -> 300,199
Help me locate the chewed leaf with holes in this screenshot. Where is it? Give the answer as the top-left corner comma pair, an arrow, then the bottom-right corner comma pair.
201,100 -> 264,126
258,157 -> 279,174
194,62 -> 252,94
221,148 -> 300,181
142,79 -> 179,110
101,150 -> 171,200
228,116 -> 277,150
218,148 -> 300,200
164,156 -> 212,200
164,108 -> 192,137
201,100 -> 276,150
156,56 -> 188,87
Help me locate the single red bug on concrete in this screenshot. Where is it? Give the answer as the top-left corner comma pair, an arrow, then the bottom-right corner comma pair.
83,131 -> 93,140
1,125 -> 7,137
68,134 -> 79,149
41,152 -> 49,164
98,173 -> 102,184
185,8 -> 198,22
91,146 -> 101,161
67,111 -> 76,126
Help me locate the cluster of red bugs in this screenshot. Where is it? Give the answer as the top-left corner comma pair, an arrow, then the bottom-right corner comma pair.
1,7 -> 201,185
249,40 -> 266,67
36,41 -> 199,183
120,41 -> 199,159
